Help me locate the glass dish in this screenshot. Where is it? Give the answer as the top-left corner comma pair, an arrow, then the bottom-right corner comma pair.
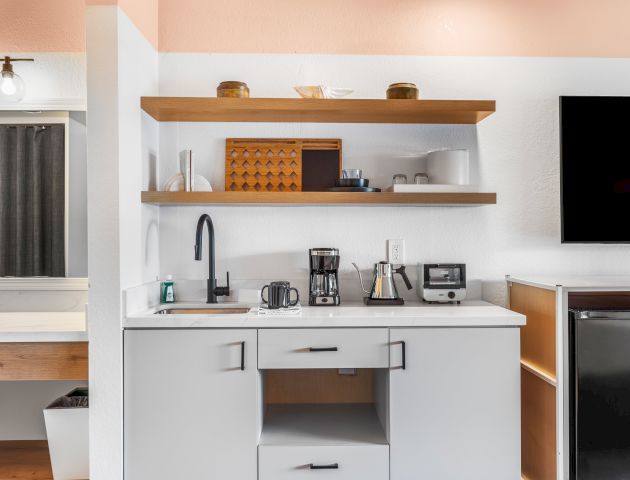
342,169 -> 363,179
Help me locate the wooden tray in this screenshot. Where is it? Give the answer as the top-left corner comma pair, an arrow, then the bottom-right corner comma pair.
226,138 -> 341,192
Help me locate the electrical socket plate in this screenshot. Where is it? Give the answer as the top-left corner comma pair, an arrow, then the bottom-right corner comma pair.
387,239 -> 405,264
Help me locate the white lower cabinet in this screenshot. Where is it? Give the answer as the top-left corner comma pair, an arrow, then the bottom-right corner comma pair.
124,329 -> 259,480
124,325 -> 521,480
389,327 -> 521,480
259,446 -> 389,480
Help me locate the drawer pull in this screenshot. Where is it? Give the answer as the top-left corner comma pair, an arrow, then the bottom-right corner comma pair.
401,340 -> 406,370
392,340 -> 406,370
309,463 -> 339,470
308,347 -> 338,352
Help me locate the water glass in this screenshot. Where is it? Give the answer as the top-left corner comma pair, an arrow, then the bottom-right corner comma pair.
393,174 -> 408,185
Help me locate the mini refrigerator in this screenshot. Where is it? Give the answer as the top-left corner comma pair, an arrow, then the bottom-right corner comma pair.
569,309 -> 630,479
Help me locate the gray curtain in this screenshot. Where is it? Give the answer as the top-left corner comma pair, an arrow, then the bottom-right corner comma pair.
0,124 -> 65,277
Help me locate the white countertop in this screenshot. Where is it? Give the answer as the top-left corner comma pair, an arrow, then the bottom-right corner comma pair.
508,274 -> 630,291
0,311 -> 87,342
124,300 -> 525,328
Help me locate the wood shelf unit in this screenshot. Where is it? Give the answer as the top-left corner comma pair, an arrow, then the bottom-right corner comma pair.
141,97 -> 495,124
0,342 -> 88,381
141,191 -> 497,206
508,281 -> 558,480
0,441 -> 53,480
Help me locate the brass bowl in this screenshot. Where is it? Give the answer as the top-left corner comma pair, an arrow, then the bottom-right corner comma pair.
217,81 -> 250,98
386,82 -> 420,100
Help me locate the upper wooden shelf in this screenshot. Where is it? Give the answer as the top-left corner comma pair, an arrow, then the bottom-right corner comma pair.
141,191 -> 497,206
140,97 -> 496,124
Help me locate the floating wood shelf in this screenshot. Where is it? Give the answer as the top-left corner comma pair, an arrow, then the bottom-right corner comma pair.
0,342 -> 88,381
0,441 -> 53,480
141,191 -> 497,206
140,97 -> 495,124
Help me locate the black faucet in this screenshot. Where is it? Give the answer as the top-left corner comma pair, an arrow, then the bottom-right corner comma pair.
194,213 -> 229,303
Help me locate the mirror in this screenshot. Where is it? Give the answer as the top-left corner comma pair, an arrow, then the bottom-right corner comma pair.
0,111 -> 87,278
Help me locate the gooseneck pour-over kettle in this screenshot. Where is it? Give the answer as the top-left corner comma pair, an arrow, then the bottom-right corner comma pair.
352,261 -> 413,305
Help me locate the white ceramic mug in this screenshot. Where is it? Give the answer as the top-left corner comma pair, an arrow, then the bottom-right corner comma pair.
426,149 -> 470,185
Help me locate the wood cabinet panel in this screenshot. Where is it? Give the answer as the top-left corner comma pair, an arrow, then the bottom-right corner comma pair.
509,283 -> 556,377
521,368 -> 557,480
0,342 -> 88,381
264,369 -> 374,404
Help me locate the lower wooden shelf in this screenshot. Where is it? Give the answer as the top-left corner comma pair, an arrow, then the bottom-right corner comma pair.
0,441 -> 53,480
141,191 -> 497,206
0,342 -> 88,381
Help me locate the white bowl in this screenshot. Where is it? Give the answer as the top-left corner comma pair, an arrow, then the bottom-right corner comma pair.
162,173 -> 212,192
294,86 -> 353,99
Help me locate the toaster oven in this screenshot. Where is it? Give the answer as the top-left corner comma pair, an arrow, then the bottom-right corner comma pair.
418,263 -> 466,304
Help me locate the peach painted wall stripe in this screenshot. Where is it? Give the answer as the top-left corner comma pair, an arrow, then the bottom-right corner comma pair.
86,0 -> 158,49
158,0 -> 630,57
0,0 -> 86,52
3,0 -> 630,57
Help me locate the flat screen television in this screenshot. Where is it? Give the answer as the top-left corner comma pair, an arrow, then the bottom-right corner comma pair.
561,96 -> 630,243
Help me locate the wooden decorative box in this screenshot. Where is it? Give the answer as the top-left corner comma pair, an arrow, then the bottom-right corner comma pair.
225,138 -> 342,192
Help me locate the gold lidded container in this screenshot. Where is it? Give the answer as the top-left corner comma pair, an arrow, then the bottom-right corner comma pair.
217,81 -> 250,98
386,82 -> 420,100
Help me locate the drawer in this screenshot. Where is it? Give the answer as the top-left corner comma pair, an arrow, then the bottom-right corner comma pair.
258,329 -> 389,369
259,445 -> 389,480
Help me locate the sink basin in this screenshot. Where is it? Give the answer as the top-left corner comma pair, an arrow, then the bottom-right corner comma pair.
155,307 -> 250,315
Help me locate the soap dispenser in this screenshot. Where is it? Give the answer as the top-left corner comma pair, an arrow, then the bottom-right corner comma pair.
161,275 -> 175,304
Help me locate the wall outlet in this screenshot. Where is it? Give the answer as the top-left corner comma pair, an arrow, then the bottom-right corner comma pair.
387,239 -> 405,264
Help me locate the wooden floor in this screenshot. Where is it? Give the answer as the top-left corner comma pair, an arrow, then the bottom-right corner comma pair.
0,441 -> 53,480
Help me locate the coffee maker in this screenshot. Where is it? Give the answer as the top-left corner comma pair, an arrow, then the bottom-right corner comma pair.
309,248 -> 341,306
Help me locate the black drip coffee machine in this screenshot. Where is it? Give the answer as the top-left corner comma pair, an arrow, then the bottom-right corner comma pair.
309,248 -> 341,306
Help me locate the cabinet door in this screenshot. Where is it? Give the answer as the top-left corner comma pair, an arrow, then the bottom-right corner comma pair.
124,329 -> 259,480
390,328 -> 520,480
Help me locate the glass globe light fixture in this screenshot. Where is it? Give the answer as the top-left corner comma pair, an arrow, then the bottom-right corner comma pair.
0,56 -> 34,103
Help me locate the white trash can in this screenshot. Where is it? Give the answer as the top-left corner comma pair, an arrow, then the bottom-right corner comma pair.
44,388 -> 89,480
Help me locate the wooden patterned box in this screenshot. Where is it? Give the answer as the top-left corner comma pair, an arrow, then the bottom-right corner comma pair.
225,138 -> 342,192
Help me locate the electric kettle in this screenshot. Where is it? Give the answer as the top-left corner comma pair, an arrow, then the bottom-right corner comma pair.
352,261 -> 413,305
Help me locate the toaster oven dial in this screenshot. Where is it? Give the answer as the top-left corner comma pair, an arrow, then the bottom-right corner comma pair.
448,291 -> 456,299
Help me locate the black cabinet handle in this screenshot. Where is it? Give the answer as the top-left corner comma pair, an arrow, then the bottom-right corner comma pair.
309,463 -> 339,470
240,341 -> 245,371
308,347 -> 338,352
401,340 -> 406,370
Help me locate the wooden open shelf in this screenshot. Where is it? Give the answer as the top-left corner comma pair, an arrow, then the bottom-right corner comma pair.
141,97 -> 495,124
141,191 -> 497,206
0,441 -> 53,480
0,342 -> 88,381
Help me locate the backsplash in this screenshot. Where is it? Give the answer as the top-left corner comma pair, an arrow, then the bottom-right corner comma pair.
125,276 -> 484,315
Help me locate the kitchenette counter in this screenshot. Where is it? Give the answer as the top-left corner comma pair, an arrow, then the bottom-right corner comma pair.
124,300 -> 525,329
0,311 -> 87,342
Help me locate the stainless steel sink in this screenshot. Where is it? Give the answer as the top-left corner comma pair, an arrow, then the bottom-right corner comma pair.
155,307 -> 250,315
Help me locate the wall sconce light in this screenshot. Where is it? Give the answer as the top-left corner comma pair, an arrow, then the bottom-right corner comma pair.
1,56 -> 34,102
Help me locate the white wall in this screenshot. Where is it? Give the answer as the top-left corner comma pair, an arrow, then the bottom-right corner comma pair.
86,5 -> 159,480
0,53 -> 85,110
69,111 -> 88,277
0,381 -> 88,440
157,54 -> 630,305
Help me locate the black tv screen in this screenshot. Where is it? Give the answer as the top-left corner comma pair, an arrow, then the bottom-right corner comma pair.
561,96 -> 630,243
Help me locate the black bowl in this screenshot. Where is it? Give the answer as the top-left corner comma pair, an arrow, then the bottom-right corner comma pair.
335,178 -> 369,188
